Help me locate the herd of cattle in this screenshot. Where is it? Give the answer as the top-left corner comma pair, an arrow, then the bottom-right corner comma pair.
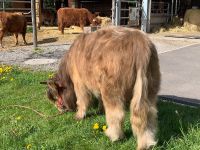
1,7 -> 161,150
0,7 -> 101,48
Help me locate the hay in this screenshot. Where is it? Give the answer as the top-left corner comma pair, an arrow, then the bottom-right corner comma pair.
96,16 -> 112,27
156,25 -> 200,34
184,8 -> 200,31
152,9 -> 200,34
184,8 -> 200,26
1,26 -> 80,50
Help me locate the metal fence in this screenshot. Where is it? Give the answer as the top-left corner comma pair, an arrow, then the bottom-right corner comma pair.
112,0 -> 140,27
0,0 -> 38,25
0,0 -> 31,11
151,2 -> 170,15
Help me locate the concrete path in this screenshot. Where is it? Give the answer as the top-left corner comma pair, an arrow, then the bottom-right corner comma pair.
159,43 -> 200,106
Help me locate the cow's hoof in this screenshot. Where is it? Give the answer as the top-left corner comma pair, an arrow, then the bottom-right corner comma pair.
137,131 -> 157,150
74,115 -> 84,121
105,127 -> 124,142
74,112 -> 85,120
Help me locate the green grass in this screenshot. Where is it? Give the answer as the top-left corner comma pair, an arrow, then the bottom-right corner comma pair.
27,26 -> 33,33
0,66 -> 200,150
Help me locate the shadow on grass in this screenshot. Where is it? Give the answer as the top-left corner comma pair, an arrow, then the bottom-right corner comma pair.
157,96 -> 200,147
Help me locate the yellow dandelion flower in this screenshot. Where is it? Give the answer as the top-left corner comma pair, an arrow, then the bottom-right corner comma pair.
10,78 -> 14,81
16,116 -> 22,120
93,123 -> 99,130
0,68 -> 3,73
4,67 -> 9,72
102,125 -> 107,131
48,74 -> 54,78
26,144 -> 32,149
4,66 -> 12,73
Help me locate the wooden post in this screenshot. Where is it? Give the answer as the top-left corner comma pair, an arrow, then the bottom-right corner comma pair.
36,0 -> 41,29
31,0 -> 38,48
112,0 -> 115,25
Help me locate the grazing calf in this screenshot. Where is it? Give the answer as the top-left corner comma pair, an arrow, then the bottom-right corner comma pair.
0,12 -> 27,48
42,26 -> 161,150
57,7 -> 98,34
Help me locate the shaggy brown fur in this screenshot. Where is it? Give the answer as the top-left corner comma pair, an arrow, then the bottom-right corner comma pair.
57,7 -> 97,34
44,26 -> 161,150
0,12 -> 27,48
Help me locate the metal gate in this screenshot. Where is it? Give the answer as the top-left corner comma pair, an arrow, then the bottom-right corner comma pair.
0,0 -> 33,24
112,0 -> 141,27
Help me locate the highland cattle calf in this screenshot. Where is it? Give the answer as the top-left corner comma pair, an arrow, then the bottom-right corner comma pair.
57,8 -> 98,34
0,12 -> 27,48
42,26 -> 161,150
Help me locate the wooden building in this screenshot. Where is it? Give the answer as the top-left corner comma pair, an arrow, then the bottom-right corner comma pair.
0,0 -> 199,31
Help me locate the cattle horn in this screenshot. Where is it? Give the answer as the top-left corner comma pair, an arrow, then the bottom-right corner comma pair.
22,11 -> 31,15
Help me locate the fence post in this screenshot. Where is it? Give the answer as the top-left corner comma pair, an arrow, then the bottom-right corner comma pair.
112,0 -> 115,25
2,0 -> 5,12
31,0 -> 37,48
115,0 -> 121,26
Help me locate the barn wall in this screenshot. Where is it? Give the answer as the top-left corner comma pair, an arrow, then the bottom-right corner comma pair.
76,0 -> 112,17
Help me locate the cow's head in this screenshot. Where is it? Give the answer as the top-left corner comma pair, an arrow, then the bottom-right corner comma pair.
40,74 -> 77,112
91,17 -> 102,26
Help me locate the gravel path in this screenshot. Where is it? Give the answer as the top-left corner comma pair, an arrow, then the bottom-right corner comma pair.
0,34 -> 200,71
0,43 -> 71,71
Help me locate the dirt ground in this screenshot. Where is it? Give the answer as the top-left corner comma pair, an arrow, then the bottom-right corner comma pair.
0,26 -> 82,51
1,25 -> 200,51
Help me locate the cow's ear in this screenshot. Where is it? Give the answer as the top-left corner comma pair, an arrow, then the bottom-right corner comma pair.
47,80 -> 57,91
47,79 -> 63,89
55,80 -> 63,88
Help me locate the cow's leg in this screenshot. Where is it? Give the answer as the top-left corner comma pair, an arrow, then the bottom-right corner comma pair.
130,94 -> 157,150
0,30 -> 4,48
14,33 -> 19,45
101,88 -> 125,141
61,26 -> 64,34
59,24 -> 64,34
74,83 -> 91,120
58,21 -> 64,34
22,33 -> 27,45
80,24 -> 84,31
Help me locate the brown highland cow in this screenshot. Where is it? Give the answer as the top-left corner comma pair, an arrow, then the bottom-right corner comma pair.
0,12 -> 27,48
57,7 -> 98,34
42,26 -> 161,150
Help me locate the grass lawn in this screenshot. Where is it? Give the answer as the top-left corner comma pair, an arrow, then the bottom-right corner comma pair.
0,65 -> 200,150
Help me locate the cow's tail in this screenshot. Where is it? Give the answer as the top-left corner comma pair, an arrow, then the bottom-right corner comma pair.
130,44 -> 157,149
130,49 -> 157,149
130,65 -> 148,112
